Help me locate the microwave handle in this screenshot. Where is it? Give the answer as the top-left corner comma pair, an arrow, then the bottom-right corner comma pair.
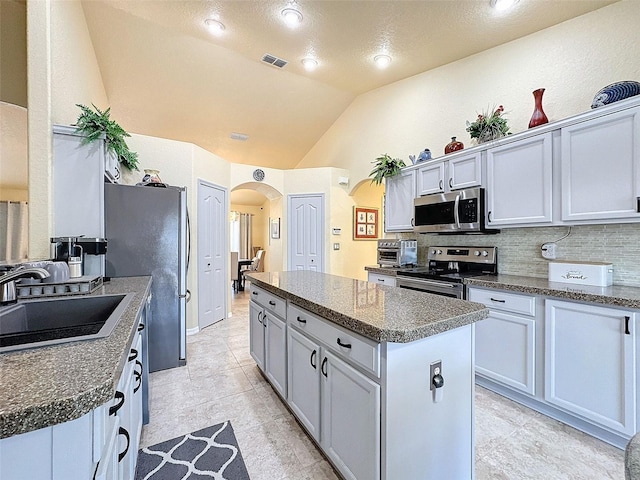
453,194 -> 461,229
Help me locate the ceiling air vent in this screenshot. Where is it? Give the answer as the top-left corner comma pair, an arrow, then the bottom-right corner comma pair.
261,53 -> 288,69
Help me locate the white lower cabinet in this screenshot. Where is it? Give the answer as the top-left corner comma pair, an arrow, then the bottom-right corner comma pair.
321,350 -> 380,480
545,299 -> 637,436
469,288 -> 537,395
367,272 -> 396,287
249,284 -> 288,398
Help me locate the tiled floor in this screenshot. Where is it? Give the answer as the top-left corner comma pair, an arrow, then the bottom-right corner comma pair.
141,284 -> 625,479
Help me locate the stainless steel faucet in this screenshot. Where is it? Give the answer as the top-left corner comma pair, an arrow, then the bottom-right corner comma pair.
0,267 -> 50,305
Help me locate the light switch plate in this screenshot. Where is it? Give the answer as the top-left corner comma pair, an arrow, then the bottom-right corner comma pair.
332,228 -> 341,235
333,243 -> 340,250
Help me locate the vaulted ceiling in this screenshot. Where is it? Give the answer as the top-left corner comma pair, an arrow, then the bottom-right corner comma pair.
81,0 -> 617,172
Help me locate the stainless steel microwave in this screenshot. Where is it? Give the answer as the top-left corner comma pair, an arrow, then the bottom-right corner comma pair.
413,187 -> 496,234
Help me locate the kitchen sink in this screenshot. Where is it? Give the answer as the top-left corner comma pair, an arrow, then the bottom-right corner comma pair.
0,293 -> 133,353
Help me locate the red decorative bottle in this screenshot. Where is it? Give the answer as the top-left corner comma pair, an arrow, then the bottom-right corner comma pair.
528,88 -> 549,128
444,136 -> 464,154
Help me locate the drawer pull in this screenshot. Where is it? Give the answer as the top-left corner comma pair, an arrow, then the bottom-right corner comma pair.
439,179 -> 443,190
137,323 -> 145,332
252,291 -> 258,296
257,311 -> 263,325
109,391 -> 125,416
490,297 -> 506,303
310,350 -> 317,369
128,348 -> 138,362
118,427 -> 130,462
625,316 -> 631,335
297,316 -> 307,324
378,279 -> 385,282
134,360 -> 143,393
336,338 -> 352,349
269,300 -> 276,306
321,357 -> 328,377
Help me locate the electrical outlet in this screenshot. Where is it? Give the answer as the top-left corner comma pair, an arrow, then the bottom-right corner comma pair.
429,361 -> 442,391
541,242 -> 556,260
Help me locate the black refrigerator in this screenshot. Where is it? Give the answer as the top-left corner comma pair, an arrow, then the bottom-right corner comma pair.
105,183 -> 188,372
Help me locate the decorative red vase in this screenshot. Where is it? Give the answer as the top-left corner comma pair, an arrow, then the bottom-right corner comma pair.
528,88 -> 549,128
444,136 -> 464,154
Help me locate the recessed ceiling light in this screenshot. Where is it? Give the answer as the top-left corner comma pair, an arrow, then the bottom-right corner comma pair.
301,58 -> 318,71
374,54 -> 392,69
204,18 -> 225,35
281,0 -> 303,27
490,0 -> 519,11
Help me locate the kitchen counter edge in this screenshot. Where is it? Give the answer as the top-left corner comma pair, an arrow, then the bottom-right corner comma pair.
465,274 -> 640,308
0,276 -> 152,439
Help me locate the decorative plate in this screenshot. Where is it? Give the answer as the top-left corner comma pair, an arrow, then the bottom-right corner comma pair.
591,81 -> 640,109
253,169 -> 265,182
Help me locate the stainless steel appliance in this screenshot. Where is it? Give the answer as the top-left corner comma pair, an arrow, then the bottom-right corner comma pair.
396,246 -> 497,299
105,183 -> 188,372
413,187 -> 497,234
377,239 -> 417,267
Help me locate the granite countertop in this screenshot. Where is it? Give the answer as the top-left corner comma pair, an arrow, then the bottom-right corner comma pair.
247,271 -> 488,343
0,276 -> 152,439
364,265 -> 414,276
465,274 -> 640,309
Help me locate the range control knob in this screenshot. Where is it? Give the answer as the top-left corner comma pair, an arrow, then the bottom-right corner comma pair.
474,250 -> 481,256
482,250 -> 489,257
431,249 -> 436,255
436,249 -> 442,255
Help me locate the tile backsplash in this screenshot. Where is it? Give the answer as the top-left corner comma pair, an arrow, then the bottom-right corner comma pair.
399,224 -> 640,287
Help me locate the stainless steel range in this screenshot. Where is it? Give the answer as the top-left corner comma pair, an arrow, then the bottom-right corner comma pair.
396,246 -> 497,299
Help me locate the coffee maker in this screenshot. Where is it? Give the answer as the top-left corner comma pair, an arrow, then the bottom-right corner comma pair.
50,236 -> 107,277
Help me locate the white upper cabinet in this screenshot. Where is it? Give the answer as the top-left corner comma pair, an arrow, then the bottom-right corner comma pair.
561,106 -> 640,222
486,133 -> 553,227
384,169 -> 416,232
416,152 -> 482,196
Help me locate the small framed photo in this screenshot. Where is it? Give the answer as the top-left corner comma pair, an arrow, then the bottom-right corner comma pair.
270,217 -> 280,239
353,206 -> 379,240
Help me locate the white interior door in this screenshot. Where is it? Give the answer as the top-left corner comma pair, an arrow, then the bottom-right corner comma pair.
288,194 -> 324,272
197,180 -> 227,330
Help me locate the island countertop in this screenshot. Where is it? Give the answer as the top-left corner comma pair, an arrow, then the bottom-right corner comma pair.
0,276 -> 152,439
247,271 -> 488,343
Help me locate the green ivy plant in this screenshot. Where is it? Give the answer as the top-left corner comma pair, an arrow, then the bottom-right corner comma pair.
369,153 -> 406,185
74,104 -> 139,171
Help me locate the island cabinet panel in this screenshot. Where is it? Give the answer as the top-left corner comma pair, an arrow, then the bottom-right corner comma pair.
250,284 -> 288,398
561,106 -> 640,222
321,350 -> 381,480
486,133 -> 553,227
287,328 -> 322,440
384,169 -> 416,232
545,300 -> 637,436
367,272 -> 396,287
382,325 -> 474,480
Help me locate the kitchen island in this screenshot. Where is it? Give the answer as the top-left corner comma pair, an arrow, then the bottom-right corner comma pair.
247,271 -> 488,480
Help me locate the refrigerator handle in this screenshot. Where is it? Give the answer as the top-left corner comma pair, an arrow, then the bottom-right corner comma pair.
186,209 -> 191,273
179,289 -> 191,303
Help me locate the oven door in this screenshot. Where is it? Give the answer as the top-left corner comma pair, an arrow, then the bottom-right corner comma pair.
377,248 -> 400,266
396,276 -> 464,299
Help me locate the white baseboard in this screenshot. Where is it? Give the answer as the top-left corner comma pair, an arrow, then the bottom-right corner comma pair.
186,326 -> 200,336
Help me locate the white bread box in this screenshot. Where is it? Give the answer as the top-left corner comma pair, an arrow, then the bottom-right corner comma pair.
548,261 -> 613,287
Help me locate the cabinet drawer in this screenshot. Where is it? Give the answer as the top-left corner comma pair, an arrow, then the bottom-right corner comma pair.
468,288 -> 535,316
250,284 -> 287,318
288,304 -> 380,377
368,273 -> 396,287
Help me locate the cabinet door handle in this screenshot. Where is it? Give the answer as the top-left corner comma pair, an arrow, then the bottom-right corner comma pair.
109,391 -> 125,416
637,197 -> 640,213
378,279 -> 385,282
439,179 -> 443,190
449,178 -> 453,189
128,348 -> 138,362
269,300 -> 276,306
411,218 -> 415,227
137,323 -> 145,332
257,311 -> 263,325
321,357 -> 328,377
297,316 -> 307,324
118,427 -> 130,462
134,360 -> 143,393
310,350 -> 317,369
337,338 -> 352,349
490,297 -> 506,303
625,316 -> 631,335
488,211 -> 492,222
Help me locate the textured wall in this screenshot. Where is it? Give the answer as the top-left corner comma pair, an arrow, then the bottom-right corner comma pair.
297,1 -> 640,186
401,223 -> 640,287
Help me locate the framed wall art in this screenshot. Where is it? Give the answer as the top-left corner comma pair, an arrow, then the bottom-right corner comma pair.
270,217 -> 280,239
353,206 -> 379,240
